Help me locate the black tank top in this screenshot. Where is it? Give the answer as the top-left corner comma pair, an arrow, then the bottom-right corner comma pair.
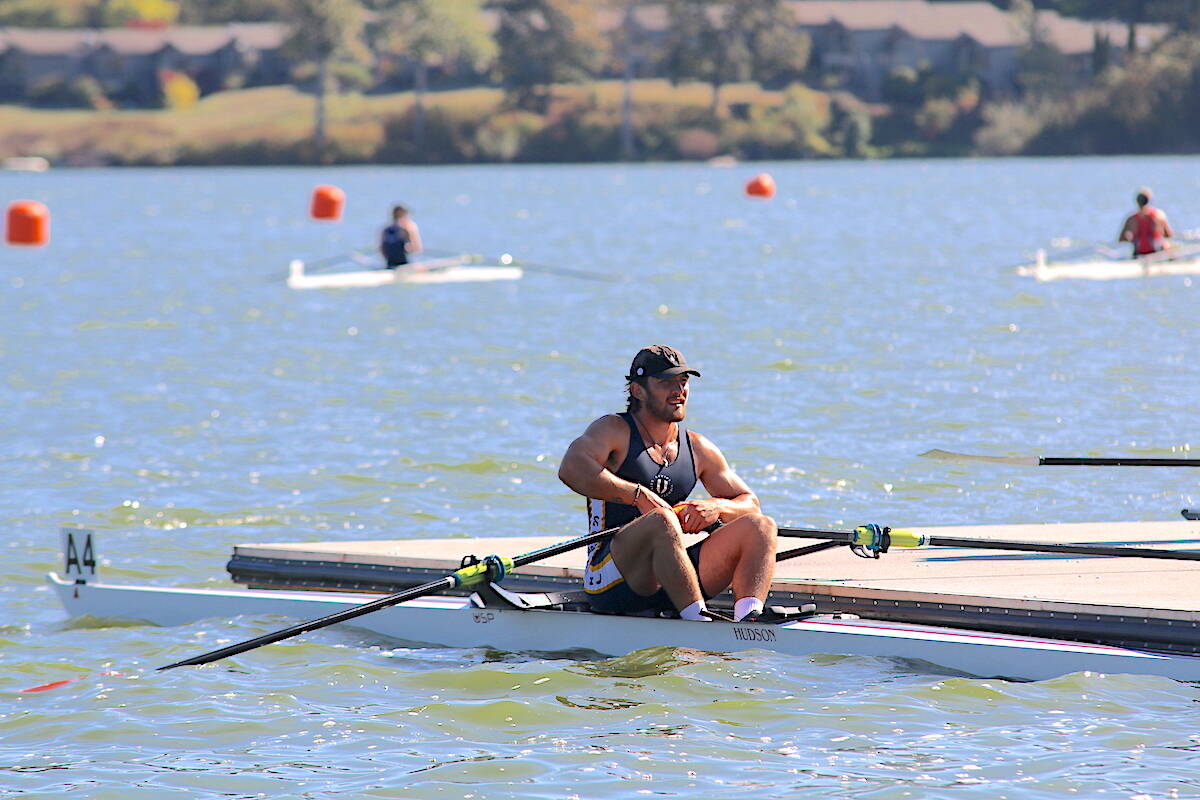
381,224 -> 409,266
587,412 -> 698,537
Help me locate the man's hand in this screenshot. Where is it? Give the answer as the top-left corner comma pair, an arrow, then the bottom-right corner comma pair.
672,499 -> 724,533
632,484 -> 673,516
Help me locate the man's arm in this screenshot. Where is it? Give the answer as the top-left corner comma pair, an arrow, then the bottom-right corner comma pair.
1159,210 -> 1174,240
406,220 -> 423,255
676,431 -> 760,533
559,416 -> 671,514
1119,214 -> 1136,242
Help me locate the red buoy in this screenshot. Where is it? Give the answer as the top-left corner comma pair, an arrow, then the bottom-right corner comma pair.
6,200 -> 50,245
310,184 -> 345,221
745,173 -> 776,198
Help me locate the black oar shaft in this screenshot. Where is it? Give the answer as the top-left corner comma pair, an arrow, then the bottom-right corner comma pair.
778,527 -> 1200,561
1039,457 -> 1200,467
922,535 -> 1200,560
511,530 -> 611,568
776,540 -> 843,561
159,526 -> 618,671
158,575 -> 456,670
921,449 -> 1200,467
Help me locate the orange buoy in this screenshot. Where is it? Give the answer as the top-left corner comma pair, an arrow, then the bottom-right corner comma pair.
310,184 -> 345,221
745,173 -> 776,198
6,200 -> 50,245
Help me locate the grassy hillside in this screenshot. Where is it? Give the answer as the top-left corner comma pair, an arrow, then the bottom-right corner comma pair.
0,79 -> 829,166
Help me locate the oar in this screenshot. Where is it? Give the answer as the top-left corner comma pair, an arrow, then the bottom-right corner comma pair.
1134,241 -> 1200,264
497,254 -> 620,282
776,540 -> 842,561
425,247 -> 618,282
920,449 -> 1200,467
270,250 -> 366,282
778,525 -> 1200,561
158,527 -> 617,671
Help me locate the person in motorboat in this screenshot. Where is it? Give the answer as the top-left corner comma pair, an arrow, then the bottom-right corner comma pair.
1119,188 -> 1174,258
380,204 -> 423,268
558,345 -> 778,623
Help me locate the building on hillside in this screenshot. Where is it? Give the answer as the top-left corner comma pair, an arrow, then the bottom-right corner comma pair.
0,22 -> 288,105
783,0 -> 1168,99
593,0 -> 1168,100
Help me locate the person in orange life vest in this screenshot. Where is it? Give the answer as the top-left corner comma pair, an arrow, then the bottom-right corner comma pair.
380,204 -> 422,268
557,345 -> 777,622
1119,188 -> 1174,257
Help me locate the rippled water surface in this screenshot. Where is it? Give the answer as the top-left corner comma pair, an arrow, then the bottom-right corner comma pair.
4,158 -> 1200,798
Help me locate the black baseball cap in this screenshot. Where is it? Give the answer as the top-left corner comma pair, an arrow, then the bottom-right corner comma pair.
627,345 -> 700,380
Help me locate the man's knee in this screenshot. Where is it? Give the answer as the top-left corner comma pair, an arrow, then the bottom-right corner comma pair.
645,506 -> 683,529
743,512 -> 778,553
625,507 -> 684,546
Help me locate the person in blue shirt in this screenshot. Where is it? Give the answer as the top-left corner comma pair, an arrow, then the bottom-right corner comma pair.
379,205 -> 422,268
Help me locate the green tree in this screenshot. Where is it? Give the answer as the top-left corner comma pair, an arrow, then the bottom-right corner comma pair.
727,0 -> 810,87
283,0 -> 365,156
0,0 -> 89,26
494,0 -> 607,112
1052,0 -> 1200,38
100,0 -> 179,25
1022,33 -> 1200,154
175,0 -> 292,23
367,0 -> 495,152
1010,0 -> 1072,98
830,97 -> 872,157
607,0 -> 645,159
665,0 -> 809,115
662,0 -> 723,112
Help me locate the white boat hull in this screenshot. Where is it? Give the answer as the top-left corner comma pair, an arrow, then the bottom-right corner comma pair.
1018,248 -> 1200,282
287,258 -> 522,289
47,574 -> 1199,682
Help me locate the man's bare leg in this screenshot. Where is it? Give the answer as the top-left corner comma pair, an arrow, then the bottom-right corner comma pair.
694,513 -> 777,614
610,507 -> 704,611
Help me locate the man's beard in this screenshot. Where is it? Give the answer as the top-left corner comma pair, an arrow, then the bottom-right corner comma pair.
647,394 -> 686,423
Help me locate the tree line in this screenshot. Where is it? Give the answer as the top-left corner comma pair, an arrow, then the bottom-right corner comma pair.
281,0 -> 811,155
3,0 -> 1199,161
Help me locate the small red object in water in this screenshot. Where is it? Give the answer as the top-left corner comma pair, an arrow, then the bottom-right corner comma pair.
745,173 -> 776,198
310,185 -> 345,221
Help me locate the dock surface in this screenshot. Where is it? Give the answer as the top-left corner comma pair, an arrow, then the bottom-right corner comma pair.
232,520 -> 1200,616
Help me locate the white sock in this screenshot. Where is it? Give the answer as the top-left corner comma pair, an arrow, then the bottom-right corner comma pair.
679,600 -> 711,621
734,597 -> 764,622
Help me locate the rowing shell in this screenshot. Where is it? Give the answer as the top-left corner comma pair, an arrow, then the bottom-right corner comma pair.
1018,246 -> 1200,282
287,257 -> 523,289
46,573 -> 1200,682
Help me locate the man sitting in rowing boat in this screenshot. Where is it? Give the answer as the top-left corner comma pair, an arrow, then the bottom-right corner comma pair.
558,345 -> 778,622
1119,187 -> 1174,258
380,204 -> 423,268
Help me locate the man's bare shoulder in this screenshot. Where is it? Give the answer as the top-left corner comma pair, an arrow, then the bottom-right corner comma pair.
583,413 -> 630,438
686,429 -> 726,461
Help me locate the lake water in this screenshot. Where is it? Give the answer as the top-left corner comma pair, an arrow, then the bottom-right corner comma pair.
3,158 -> 1200,798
